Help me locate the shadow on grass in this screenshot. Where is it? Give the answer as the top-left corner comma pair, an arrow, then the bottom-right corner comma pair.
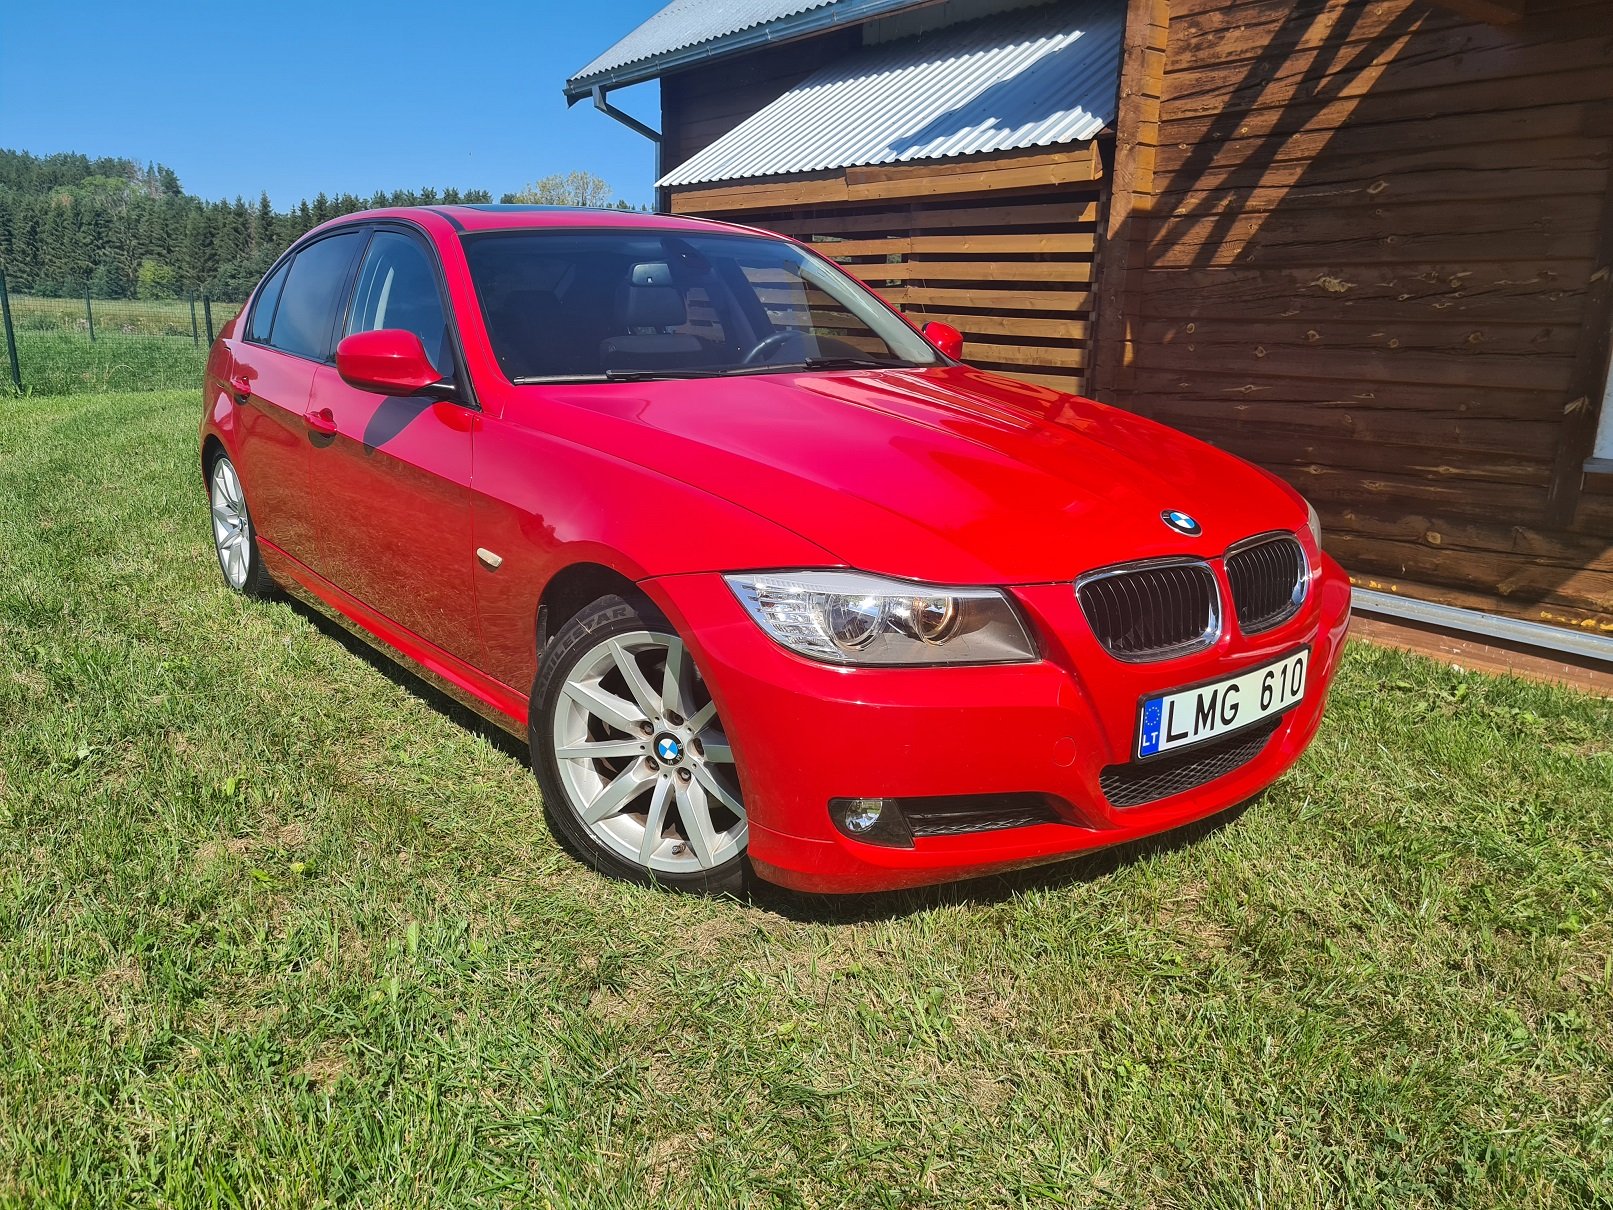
279,590 -> 1256,924
751,800 -> 1256,924
279,594 -> 530,764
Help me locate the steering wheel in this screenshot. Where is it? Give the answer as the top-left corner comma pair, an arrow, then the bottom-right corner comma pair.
740,329 -> 808,366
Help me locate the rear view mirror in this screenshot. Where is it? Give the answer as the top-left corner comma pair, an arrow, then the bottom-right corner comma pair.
336,330 -> 452,397
921,321 -> 964,361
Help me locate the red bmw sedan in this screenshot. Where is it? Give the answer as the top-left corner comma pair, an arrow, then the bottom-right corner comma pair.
201,205 -> 1350,895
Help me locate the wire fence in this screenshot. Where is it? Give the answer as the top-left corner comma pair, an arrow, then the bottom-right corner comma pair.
0,269 -> 243,397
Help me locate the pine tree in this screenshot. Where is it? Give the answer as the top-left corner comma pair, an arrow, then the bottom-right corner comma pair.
9,207 -> 41,291
178,208 -> 212,291
108,202 -> 145,296
212,200 -> 245,269
0,192 -> 13,270
40,200 -> 76,293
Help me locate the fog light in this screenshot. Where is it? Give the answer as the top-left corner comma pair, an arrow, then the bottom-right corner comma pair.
829,796 -> 914,848
844,797 -> 885,833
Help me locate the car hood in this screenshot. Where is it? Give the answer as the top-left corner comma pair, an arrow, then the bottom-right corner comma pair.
533,366 -> 1304,585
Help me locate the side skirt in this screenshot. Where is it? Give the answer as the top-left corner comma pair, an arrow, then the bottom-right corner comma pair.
258,540 -> 530,740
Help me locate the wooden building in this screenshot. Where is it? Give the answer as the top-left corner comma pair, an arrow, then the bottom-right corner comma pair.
566,0 -> 1613,681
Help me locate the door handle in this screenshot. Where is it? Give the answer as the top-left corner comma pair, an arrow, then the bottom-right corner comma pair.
228,374 -> 252,405
306,407 -> 338,437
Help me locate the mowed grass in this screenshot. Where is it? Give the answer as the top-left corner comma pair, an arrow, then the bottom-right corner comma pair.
1,390 -> 1610,1209
4,297 -> 241,396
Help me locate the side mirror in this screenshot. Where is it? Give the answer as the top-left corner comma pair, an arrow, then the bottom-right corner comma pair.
921,320 -> 964,361
336,329 -> 452,397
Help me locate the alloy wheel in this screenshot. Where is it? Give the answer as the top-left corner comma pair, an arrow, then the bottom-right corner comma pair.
551,630 -> 746,875
210,459 -> 252,591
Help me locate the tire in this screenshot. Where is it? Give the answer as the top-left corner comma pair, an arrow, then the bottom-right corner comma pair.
207,452 -> 274,598
532,593 -> 750,895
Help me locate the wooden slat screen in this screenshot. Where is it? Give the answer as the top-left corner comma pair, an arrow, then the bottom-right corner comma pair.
1097,0 -> 1613,634
681,187 -> 1100,395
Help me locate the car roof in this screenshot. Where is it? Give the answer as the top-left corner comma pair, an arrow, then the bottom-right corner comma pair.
309,203 -> 748,238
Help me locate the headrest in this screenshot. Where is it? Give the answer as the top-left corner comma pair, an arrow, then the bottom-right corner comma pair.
617,282 -> 686,330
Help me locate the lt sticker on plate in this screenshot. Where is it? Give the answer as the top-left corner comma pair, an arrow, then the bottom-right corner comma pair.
1136,649 -> 1309,760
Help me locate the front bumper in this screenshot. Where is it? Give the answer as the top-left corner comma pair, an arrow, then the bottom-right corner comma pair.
642,556 -> 1352,893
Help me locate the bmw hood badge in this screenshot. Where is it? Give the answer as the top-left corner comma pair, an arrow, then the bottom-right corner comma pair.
1162,509 -> 1203,537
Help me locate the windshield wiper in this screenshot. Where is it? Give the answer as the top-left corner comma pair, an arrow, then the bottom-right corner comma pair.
512,357 -> 907,386
761,358 -> 903,372
513,369 -> 718,384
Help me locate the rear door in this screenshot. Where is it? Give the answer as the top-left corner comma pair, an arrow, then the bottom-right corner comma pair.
302,227 -> 482,665
225,230 -> 366,560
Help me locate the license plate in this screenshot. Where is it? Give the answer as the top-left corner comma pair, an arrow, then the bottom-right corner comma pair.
1136,648 -> 1309,759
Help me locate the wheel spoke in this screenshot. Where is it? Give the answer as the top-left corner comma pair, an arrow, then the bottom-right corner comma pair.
609,639 -> 662,720
638,777 -> 672,865
556,738 -> 646,761
675,778 -> 719,867
697,732 -> 733,764
660,638 -> 691,718
563,679 -> 647,735
582,763 -> 652,824
693,764 -> 745,821
211,503 -> 234,530
685,700 -> 717,735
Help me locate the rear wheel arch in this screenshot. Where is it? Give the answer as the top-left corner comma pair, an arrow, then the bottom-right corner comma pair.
201,434 -> 227,486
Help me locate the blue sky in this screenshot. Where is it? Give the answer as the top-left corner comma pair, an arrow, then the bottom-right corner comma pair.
1,0 -> 669,208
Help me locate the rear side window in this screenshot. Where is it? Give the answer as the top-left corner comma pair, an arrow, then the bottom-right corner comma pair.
270,231 -> 364,361
246,260 -> 289,344
346,231 -> 452,374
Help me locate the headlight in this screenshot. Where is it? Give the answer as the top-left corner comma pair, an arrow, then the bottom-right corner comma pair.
724,570 -> 1037,665
1304,498 -> 1323,550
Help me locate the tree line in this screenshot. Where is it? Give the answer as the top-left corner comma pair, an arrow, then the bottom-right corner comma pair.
0,150 -> 638,303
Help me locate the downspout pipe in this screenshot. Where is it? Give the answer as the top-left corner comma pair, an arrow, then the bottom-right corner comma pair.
590,85 -> 668,213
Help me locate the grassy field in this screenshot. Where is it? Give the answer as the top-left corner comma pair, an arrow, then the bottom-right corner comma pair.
1,389 -> 1610,1208
3,295 -> 241,396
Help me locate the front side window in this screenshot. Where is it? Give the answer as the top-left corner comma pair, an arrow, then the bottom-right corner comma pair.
461,230 -> 942,383
270,230 -> 364,361
346,231 -> 452,375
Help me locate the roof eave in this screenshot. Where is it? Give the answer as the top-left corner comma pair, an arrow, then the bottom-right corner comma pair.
562,0 -> 933,101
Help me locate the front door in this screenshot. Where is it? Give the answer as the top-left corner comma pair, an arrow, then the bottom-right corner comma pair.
302,228 -> 481,666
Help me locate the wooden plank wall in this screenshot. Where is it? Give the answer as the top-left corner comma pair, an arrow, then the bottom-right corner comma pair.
1099,0 -> 1613,635
670,148 -> 1104,394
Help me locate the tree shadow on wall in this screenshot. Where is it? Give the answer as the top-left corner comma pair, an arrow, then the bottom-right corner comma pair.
1128,0 -> 1613,628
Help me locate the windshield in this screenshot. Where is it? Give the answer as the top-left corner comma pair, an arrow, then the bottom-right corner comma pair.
461,229 -> 944,383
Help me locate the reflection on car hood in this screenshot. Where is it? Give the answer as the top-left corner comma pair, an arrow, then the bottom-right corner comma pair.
536,365 -> 1304,585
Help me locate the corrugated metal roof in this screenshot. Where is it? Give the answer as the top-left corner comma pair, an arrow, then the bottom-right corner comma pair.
656,2 -> 1123,188
566,0 -> 926,99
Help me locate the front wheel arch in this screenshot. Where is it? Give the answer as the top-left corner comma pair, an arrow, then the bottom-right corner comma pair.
535,561 -> 640,656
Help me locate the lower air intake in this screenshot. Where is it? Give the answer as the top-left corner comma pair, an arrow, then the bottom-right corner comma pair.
1100,718 -> 1282,808
903,794 -> 1062,837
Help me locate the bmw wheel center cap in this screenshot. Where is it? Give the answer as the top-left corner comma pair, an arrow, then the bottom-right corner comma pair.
1162,509 -> 1203,537
654,734 -> 684,764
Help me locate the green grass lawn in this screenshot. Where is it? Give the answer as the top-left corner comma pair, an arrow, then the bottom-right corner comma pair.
4,296 -> 242,397
1,389 -> 1610,1208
